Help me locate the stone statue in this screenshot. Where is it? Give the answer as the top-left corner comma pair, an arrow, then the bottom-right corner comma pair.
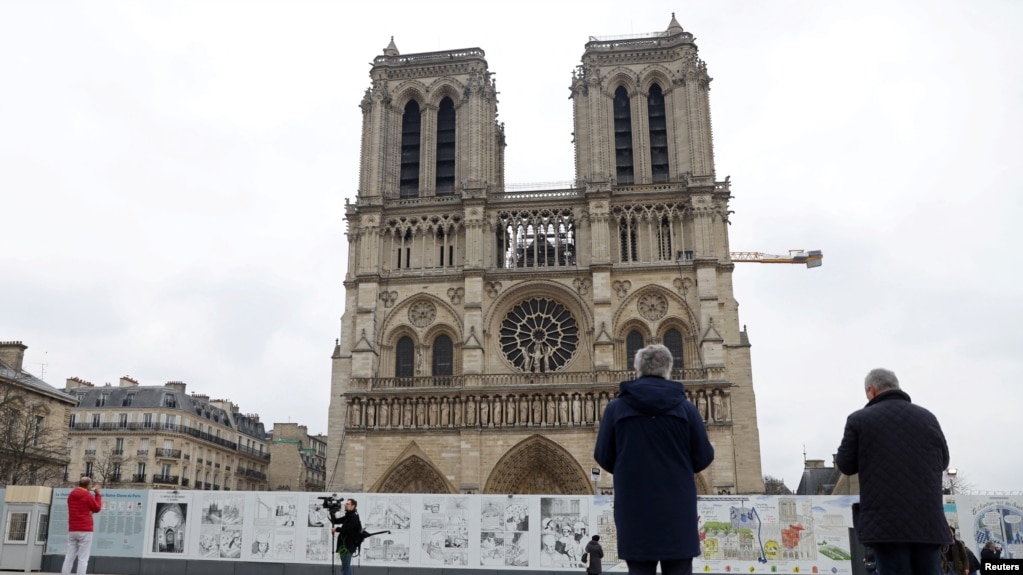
480,397 -> 490,426
428,397 -> 438,426
492,396 -> 503,426
453,397 -> 462,427
416,398 -> 427,427
506,395 -> 516,425
378,399 -> 389,427
518,395 -> 529,425
558,394 -> 569,425
571,393 -> 582,424
440,398 -> 450,427
697,391 -> 709,422
545,394 -> 556,425
402,399 -> 413,427
391,399 -> 400,428
466,396 -> 477,426
584,393 -> 595,423
532,395 -> 543,425
351,400 -> 362,427
598,392 -> 610,417
712,389 -> 729,422
366,400 -> 376,428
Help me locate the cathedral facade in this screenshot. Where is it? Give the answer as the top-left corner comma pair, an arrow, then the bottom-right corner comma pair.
326,16 -> 765,496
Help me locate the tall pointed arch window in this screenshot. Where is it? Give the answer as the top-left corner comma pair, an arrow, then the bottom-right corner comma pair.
619,218 -> 638,262
614,86 -> 634,185
432,334 -> 453,386
658,216 -> 673,261
663,328 -> 684,371
626,330 -> 644,371
400,101 -> 421,198
435,97 -> 456,196
648,83 -> 669,183
395,336 -> 415,386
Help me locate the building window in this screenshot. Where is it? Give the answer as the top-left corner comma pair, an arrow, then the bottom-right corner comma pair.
614,86 -> 634,185
136,462 -> 146,482
162,393 -> 177,408
435,96 -> 456,195
626,331 -> 644,370
36,514 -> 49,544
91,414 -> 101,428
663,328 -> 684,371
432,334 -> 453,384
400,100 -> 422,198
33,416 -> 43,446
122,393 -> 134,406
118,413 -> 128,428
84,461 -> 94,477
647,83 -> 669,183
619,218 -> 638,262
4,512 -> 28,543
498,209 -> 576,268
143,413 -> 153,428
96,393 -> 108,407
114,437 -> 124,455
395,336 -> 415,383
69,414 -> 77,428
658,217 -> 673,261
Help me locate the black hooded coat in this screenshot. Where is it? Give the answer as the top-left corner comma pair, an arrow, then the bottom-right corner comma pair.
593,375 -> 714,561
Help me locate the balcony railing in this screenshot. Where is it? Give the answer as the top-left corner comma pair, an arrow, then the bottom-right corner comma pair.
136,449 -> 149,456
152,474 -> 179,485
183,453 -> 190,460
243,469 -> 267,481
181,478 -> 189,487
214,463 -> 221,469
353,368 -> 725,390
130,474 -> 147,483
107,474 -> 122,483
237,445 -> 270,460
155,448 -> 182,459
84,449 -> 96,456
111,449 -> 124,456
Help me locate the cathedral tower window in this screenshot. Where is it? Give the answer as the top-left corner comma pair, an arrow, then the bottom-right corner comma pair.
435,97 -> 456,196
432,334 -> 453,385
400,101 -> 421,198
647,83 -> 669,183
614,86 -> 635,185
625,330 -> 644,369
497,209 -> 575,269
663,328 -> 684,370
658,216 -> 673,261
619,217 -> 638,262
395,336 -> 415,385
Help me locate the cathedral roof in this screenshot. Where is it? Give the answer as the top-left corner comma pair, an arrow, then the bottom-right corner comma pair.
667,13 -> 684,36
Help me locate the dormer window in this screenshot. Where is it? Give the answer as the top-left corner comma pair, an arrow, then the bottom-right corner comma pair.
162,393 -> 176,408
122,393 -> 135,407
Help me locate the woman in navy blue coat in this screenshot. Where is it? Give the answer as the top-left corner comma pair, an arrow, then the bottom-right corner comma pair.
594,344 -> 714,575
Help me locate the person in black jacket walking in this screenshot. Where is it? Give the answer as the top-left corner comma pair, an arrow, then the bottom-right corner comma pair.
331,499 -> 362,575
594,344 -> 714,575
584,535 -> 604,574
837,368 -> 951,575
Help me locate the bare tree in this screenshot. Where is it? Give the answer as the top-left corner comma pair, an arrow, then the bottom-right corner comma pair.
944,469 -> 976,495
90,441 -> 126,485
0,375 -> 71,487
763,475 -> 793,495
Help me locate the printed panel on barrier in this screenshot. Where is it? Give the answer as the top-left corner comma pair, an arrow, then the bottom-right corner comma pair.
952,494 -> 1023,559
539,496 -> 589,569
197,492 -> 244,559
46,488 -> 148,557
359,494 -> 412,564
247,492 -> 297,561
480,495 -> 530,567
420,495 -> 470,566
144,490 -> 194,557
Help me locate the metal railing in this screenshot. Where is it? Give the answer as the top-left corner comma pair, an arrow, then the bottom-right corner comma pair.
152,474 -> 179,485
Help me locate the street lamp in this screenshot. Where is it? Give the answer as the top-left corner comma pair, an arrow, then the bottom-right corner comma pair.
947,467 -> 958,495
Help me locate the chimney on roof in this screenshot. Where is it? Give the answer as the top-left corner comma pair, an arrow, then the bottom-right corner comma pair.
164,381 -> 187,393
0,341 -> 27,372
119,376 -> 139,387
805,459 -> 826,469
65,377 -> 94,390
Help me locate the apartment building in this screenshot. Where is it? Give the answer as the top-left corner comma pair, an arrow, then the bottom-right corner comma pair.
65,377 -> 270,491
267,423 -> 327,492
0,341 -> 77,486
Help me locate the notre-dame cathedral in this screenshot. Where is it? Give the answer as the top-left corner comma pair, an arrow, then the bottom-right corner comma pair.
326,15 -> 765,496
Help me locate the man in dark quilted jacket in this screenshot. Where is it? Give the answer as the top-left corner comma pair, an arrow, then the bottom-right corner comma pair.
837,368 -> 952,575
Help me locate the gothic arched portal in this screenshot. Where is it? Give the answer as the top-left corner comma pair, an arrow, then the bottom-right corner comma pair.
483,435 -> 592,495
374,454 -> 454,494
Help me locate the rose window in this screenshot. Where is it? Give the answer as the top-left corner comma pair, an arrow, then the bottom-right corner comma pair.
500,297 -> 578,373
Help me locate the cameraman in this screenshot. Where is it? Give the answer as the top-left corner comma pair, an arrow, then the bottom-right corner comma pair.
331,499 -> 362,575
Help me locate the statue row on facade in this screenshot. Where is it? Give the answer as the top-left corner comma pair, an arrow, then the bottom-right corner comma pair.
345,388 -> 731,430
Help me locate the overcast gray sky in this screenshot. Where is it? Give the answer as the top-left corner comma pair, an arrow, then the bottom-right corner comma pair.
2,0 -> 1020,493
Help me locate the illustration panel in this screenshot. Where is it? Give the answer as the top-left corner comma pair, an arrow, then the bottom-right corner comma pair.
360,494 -> 413,565
47,488 -> 148,557
539,496 -> 589,569
480,495 -> 529,567
420,496 -> 470,566
143,490 -> 194,557
955,494 -> 1023,559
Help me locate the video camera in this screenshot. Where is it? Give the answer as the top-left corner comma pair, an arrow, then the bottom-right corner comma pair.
318,495 -> 344,521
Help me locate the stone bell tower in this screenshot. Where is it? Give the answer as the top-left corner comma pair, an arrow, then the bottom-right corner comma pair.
327,17 -> 765,496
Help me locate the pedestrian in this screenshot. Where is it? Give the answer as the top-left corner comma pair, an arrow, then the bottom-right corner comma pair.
594,344 -> 714,575
836,368 -> 951,575
980,541 -> 1001,563
331,498 -> 362,575
584,534 -> 604,574
61,476 -> 102,575
944,526 -> 970,575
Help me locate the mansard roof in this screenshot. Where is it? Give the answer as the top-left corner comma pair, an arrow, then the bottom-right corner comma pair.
0,359 -> 77,404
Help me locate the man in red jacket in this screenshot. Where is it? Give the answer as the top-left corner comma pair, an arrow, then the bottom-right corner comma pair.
61,476 -> 102,575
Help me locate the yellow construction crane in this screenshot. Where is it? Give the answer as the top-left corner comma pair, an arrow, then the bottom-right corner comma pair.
730,249 -> 823,268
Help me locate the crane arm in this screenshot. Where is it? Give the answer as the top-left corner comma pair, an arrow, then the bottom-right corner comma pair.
730,250 -> 823,268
